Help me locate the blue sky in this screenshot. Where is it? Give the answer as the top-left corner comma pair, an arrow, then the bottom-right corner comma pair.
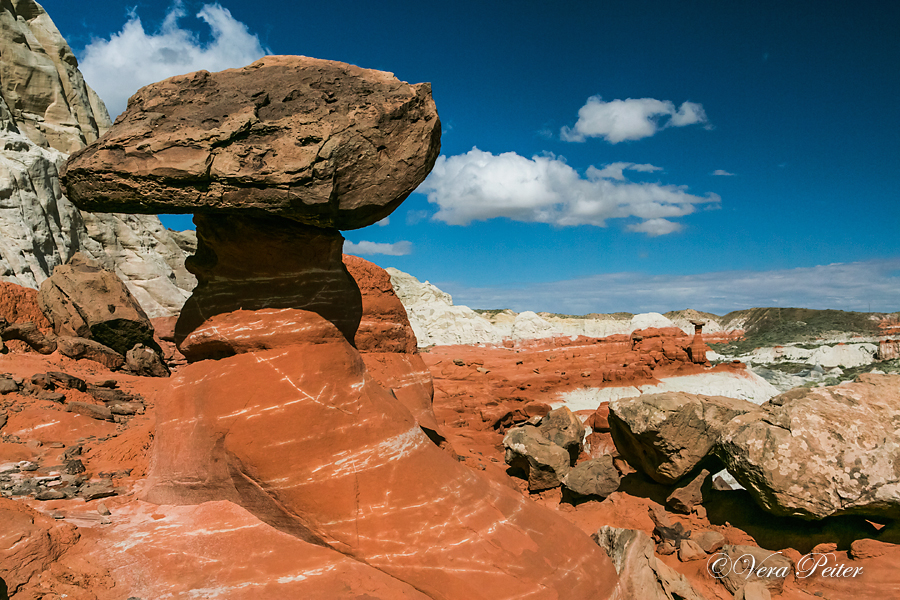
43,0 -> 900,314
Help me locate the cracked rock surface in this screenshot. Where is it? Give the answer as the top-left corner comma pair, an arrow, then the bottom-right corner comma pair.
61,55 -> 441,230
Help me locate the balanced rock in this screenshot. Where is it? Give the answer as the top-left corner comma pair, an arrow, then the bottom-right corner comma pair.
716,374 -> 900,520
62,56 -> 441,230
609,392 -> 760,484
38,253 -> 155,355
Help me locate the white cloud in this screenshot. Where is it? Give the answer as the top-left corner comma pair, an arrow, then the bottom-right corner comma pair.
712,169 -> 736,176
439,259 -> 900,316
626,218 -> 682,236
376,217 -> 390,227
591,162 -> 663,181
417,148 -> 719,233
669,101 -> 708,127
80,3 -> 269,117
344,240 -> 412,256
561,96 -> 709,143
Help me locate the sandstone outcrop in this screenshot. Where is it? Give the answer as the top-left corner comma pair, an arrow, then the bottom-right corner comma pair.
609,392 -> 760,484
0,0 -> 196,318
38,253 -> 156,355
62,56 -> 442,230
716,374 -> 900,520
68,58 -> 617,598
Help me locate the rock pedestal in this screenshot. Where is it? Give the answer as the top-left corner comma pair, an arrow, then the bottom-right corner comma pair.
66,58 -> 617,597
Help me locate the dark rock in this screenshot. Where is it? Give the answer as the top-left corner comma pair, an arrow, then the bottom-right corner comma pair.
87,386 -> 135,404
64,459 -> 85,475
38,253 -> 157,355
29,373 -> 55,390
0,322 -> 57,354
666,469 -> 710,514
34,489 -> 67,501
609,392 -> 760,484
503,425 -> 571,491
538,406 -> 585,464
563,455 -> 621,498
80,479 -> 117,501
47,372 -> 87,391
65,402 -> 113,422
56,336 -> 125,370
648,505 -> 691,545
125,343 -> 170,377
0,377 -> 19,394
34,390 -> 66,403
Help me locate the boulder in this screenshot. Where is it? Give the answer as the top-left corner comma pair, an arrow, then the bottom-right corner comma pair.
538,405 -> 585,463
694,530 -> 726,554
666,469 -> 710,514
716,374 -> 900,520
0,322 -> 57,354
503,425 -> 571,491
125,344 -> 170,378
609,392 -> 760,484
563,455 -> 621,498
709,544 -> 792,595
593,526 -> 709,600
56,336 -> 125,370
61,56 -> 441,230
38,253 -> 156,355
734,582 -> 771,600
65,402 -> 113,422
678,539 -> 706,562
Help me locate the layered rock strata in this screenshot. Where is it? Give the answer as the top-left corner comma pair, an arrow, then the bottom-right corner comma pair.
65,58 -> 617,598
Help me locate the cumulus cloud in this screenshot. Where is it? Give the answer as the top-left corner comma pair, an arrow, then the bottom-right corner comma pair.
439,259 -> 900,316
80,3 -> 268,117
590,162 -> 663,181
712,169 -> 736,176
626,218 -> 682,236
561,96 -> 709,143
344,240 -> 412,256
417,148 -> 719,233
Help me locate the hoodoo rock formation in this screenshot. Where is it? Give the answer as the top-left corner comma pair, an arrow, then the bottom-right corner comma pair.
62,57 -> 618,598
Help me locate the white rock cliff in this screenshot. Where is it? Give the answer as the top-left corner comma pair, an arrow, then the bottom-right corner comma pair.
0,0 -> 194,316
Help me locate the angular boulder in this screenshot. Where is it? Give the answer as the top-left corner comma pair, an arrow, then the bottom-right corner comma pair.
609,392 -> 760,484
563,455 -> 621,498
503,425 -> 572,491
61,56 -> 441,230
38,253 -> 156,355
716,374 -> 900,520
538,405 -> 585,463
